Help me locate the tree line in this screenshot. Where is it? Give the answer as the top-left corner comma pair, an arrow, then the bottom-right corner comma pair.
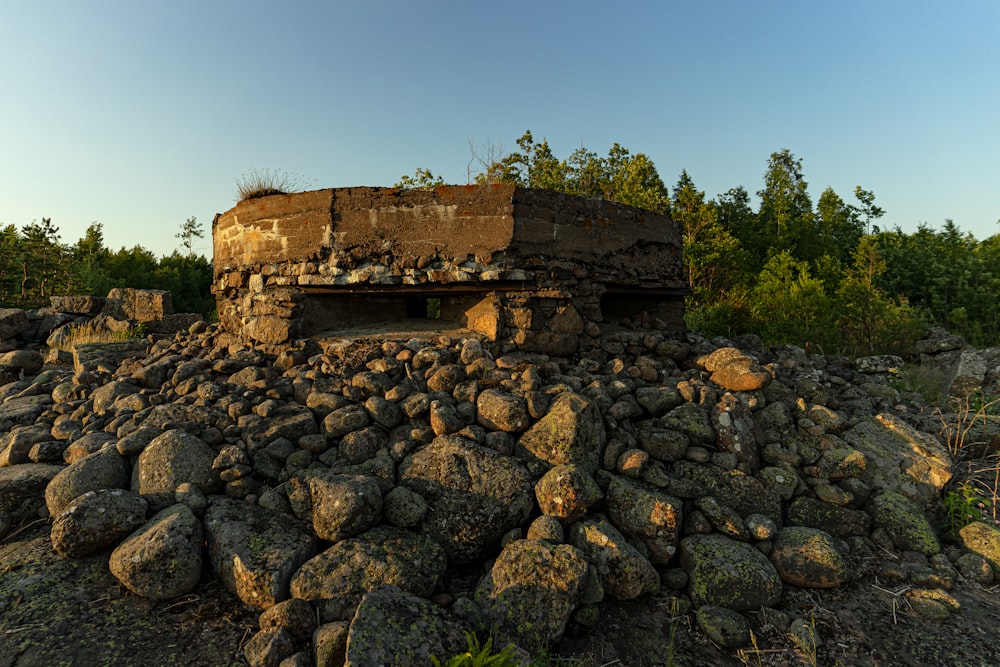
402,131 -> 1000,355
0,217 -> 214,317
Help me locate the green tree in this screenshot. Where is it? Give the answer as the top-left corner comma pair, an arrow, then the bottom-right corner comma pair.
71,222 -> 114,296
176,216 -> 204,256
749,251 -> 838,351
757,149 -> 817,262
837,236 -> 921,354
395,168 -> 445,189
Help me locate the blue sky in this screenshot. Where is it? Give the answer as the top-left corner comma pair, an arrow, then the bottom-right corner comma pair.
1,1 -> 997,257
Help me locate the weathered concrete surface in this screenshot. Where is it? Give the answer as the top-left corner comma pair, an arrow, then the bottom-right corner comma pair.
213,185 -> 687,354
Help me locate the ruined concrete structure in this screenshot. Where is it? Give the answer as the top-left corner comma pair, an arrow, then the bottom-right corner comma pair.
212,185 -> 687,357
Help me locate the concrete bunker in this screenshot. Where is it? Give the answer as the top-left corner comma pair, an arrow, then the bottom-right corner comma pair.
212,184 -> 688,357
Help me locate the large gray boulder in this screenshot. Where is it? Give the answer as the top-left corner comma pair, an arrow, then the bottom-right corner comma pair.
399,434 -> 534,563
109,504 -> 203,600
843,413 -> 952,505
45,445 -> 130,517
132,429 -> 220,511
290,526 -> 446,622
605,476 -> 683,564
0,463 -> 63,524
343,586 -> 469,667
51,488 -> 148,558
517,392 -> 606,473
475,538 -> 589,653
287,472 -> 383,542
680,533 -> 783,611
569,514 -> 659,600
204,497 -> 317,609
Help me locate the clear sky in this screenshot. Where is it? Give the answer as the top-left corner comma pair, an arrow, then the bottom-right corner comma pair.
1,1 -> 997,257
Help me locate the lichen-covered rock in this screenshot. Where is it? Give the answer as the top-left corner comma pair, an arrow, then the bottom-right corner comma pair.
661,403 -> 715,446
475,538 -> 589,653
204,497 -> 317,609
0,462 -> 62,523
109,504 -> 203,600
288,472 -> 382,542
787,496 -> 871,539
770,527 -> 850,588
712,393 -> 760,471
534,464 -> 603,522
399,434 -> 533,563
708,355 -> 772,392
696,605 -> 750,648
605,476 -> 682,564
51,488 -> 148,558
680,533 -> 782,611
45,445 -> 130,517
290,525 -> 446,622
518,392 -> 606,474
569,514 -> 659,600
258,598 -> 317,643
868,490 -> 941,556
476,388 -> 532,433
132,429 -> 220,512
843,414 -> 952,505
0,424 -> 52,467
959,521 -> 1000,575
243,626 -> 295,667
313,622 -> 349,667
343,586 -> 469,667
382,485 -> 428,528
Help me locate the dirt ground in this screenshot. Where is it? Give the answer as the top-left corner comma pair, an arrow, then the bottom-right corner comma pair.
3,521 -> 1000,667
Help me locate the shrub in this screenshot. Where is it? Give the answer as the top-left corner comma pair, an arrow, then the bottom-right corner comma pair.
235,168 -> 307,201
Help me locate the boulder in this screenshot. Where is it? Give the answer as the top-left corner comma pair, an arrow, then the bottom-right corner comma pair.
343,586 -> 468,667
843,413 -> 952,505
204,497 -> 317,609
132,429 -> 220,511
287,472 -> 383,542
51,488 -> 148,558
770,527 -> 850,588
290,525 -> 446,622
569,514 -> 659,600
680,533 -> 783,611
45,445 -> 130,517
109,504 -> 203,599
868,490 -> 941,556
0,462 -> 63,523
534,464 -> 603,523
476,388 -> 532,433
605,476 -> 683,564
399,434 -> 534,563
475,538 -> 589,653
0,308 -> 29,339
517,392 -> 606,474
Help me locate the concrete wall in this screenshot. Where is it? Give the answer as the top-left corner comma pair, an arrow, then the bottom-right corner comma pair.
212,185 -> 687,357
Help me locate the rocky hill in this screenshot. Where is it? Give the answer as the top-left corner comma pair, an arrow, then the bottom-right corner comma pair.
2,297 -> 1000,666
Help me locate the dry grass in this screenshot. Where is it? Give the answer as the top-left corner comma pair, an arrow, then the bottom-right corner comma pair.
234,168 -> 308,201
51,320 -> 144,352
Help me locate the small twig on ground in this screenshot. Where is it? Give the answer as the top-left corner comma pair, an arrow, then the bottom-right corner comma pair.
871,583 -> 911,625
2,622 -> 45,635
164,595 -> 200,612
1,518 -> 48,543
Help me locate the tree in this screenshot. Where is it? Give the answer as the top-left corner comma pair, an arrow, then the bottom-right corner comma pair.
749,251 -> 838,351
19,217 -> 68,304
72,222 -> 113,296
757,149 -> 817,262
394,168 -> 445,189
837,236 -> 921,355
176,216 -> 204,256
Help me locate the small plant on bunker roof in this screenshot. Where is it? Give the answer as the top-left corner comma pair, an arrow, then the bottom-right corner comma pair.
235,167 -> 310,201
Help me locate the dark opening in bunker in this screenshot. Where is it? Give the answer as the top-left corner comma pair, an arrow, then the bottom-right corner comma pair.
297,285 -> 511,339
600,285 -> 689,329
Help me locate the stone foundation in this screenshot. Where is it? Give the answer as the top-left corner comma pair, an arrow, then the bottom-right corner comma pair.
212,185 -> 688,357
